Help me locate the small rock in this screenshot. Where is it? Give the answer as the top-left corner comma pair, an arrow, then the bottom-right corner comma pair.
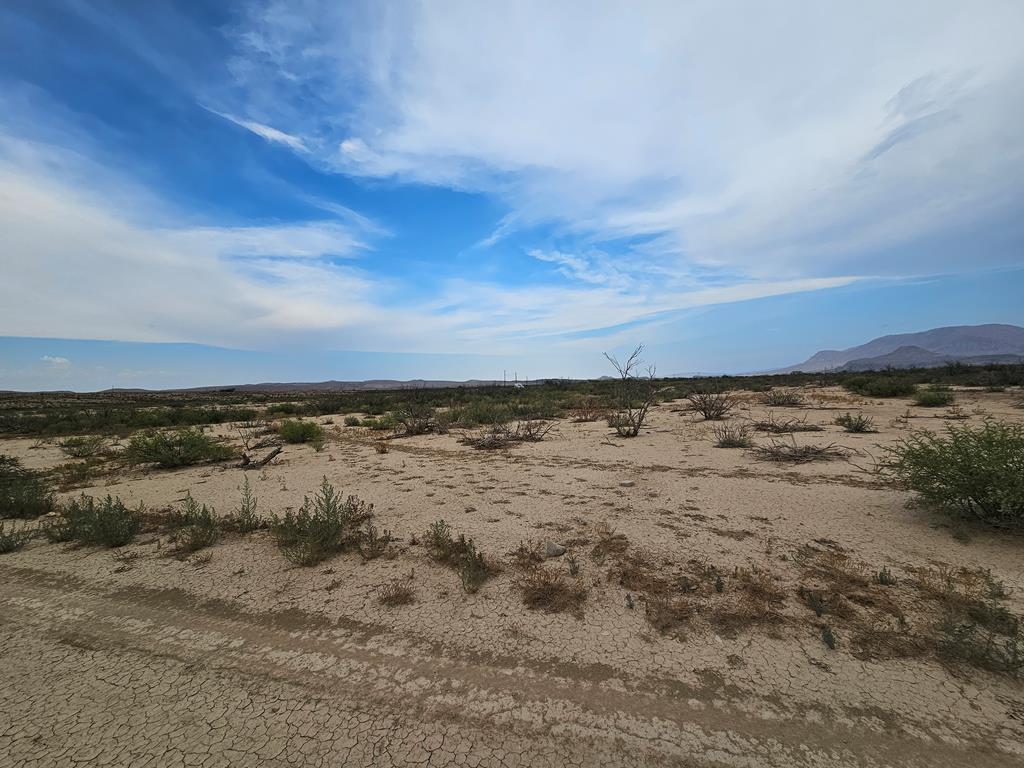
619,480 -> 636,488
545,542 -> 566,558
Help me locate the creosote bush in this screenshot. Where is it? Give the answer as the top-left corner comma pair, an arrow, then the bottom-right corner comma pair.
58,434 -> 106,458
834,412 -> 877,433
123,428 -> 234,468
45,494 -> 143,548
277,419 -> 325,444
424,519 -> 495,593
686,391 -> 738,420
270,477 -> 373,566
885,421 -> 1024,530
912,386 -> 956,408
844,377 -> 917,398
1,455 -> 55,519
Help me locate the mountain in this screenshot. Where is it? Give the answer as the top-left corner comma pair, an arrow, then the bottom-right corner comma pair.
777,324 -> 1024,373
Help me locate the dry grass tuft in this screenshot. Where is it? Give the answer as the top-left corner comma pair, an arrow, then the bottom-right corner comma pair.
519,567 -> 588,616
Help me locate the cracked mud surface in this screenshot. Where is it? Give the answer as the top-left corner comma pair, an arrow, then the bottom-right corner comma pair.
2,386 -> 1023,767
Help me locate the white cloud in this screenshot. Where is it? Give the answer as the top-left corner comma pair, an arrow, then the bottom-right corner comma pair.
227,0 -> 1024,278
208,108 -> 308,152
41,355 -> 71,370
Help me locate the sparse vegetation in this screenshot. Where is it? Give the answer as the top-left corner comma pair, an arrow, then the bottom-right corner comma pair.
459,419 -> 556,449
0,521 -> 34,554
277,419 -> 325,444
0,455 -> 55,519
844,377 -> 917,398
711,424 -> 753,448
123,428 -> 234,468
424,519 -> 496,593
58,434 -> 106,458
686,391 -> 738,420
222,477 -> 262,533
45,494 -> 142,548
912,386 -> 955,408
885,421 -> 1024,530
165,495 -> 220,555
751,439 -> 850,463
604,344 -> 663,437
834,412 -> 877,433
751,414 -> 823,433
270,478 -> 373,566
378,572 -> 416,606
760,390 -> 804,407
519,567 -> 587,616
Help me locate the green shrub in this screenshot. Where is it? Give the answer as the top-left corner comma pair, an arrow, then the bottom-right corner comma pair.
165,495 -> 220,555
913,386 -> 955,407
269,477 -> 372,566
885,421 -> 1024,530
834,412 -> 877,433
343,415 -> 361,427
360,414 -> 398,431
222,477 -> 262,533
123,428 -> 234,468
0,521 -> 34,554
277,419 -> 325,444
761,390 -> 804,407
424,519 -> 495,593
0,455 -> 55,519
844,377 -> 916,398
58,434 -> 106,458
45,494 -> 142,548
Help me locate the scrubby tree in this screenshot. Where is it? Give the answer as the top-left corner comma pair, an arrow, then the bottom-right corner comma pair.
603,345 -> 663,438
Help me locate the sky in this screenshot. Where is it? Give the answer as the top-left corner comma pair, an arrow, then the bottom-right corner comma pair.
1,1 -> 1023,391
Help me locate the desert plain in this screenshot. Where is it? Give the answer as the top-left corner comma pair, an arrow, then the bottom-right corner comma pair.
1,385 -> 1023,768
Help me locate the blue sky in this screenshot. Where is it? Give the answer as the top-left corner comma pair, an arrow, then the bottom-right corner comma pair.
1,1 -> 1023,391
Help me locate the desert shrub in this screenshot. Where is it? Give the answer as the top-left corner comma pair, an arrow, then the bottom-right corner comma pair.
834,412 -> 877,433
0,455 -> 55,519
760,390 -> 804,407
356,522 -> 393,560
378,572 -> 416,606
604,345 -> 663,437
270,477 -> 373,566
884,421 -> 1024,530
751,414 -> 823,433
751,439 -> 850,463
123,428 -> 234,468
686,392 -> 738,420
568,396 -> 610,423
424,519 -> 495,593
343,415 -> 361,427
166,495 -> 220,555
394,396 -> 440,436
0,521 -> 34,554
222,477 -> 262,533
711,424 -> 753,448
58,434 -> 106,458
45,494 -> 142,548
277,419 -> 325,444
645,596 -> 692,635
844,377 -> 917,398
361,414 -> 398,431
937,619 -> 1022,675
459,419 -> 555,450
913,386 -> 955,408
519,567 -> 587,616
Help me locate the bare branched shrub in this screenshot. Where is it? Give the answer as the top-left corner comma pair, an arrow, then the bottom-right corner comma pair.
394,391 -> 442,436
751,413 -> 824,433
603,344 -> 663,437
235,420 -> 271,451
751,439 -> 851,464
686,391 -> 738,421
459,419 -> 555,450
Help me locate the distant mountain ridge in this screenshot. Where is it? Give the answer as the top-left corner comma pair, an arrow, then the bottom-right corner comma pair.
777,324 -> 1024,373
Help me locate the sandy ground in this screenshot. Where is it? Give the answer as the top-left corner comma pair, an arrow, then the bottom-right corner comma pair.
2,386 -> 1023,767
